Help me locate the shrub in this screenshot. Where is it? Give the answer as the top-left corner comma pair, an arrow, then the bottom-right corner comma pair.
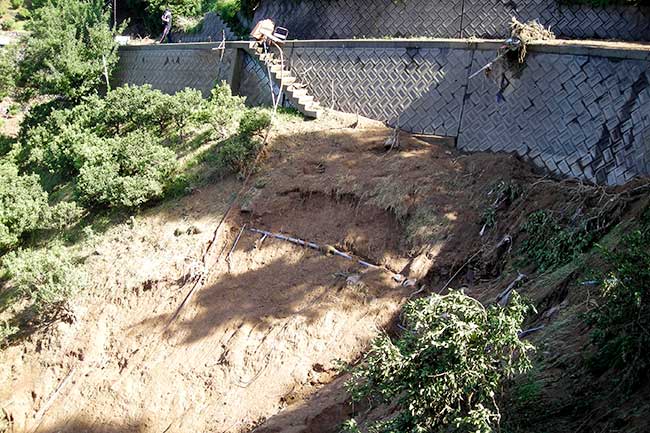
201,82 -> 246,138
22,114 -> 100,176
0,161 -> 50,251
21,85 -> 202,172
147,0 -> 202,25
17,0 -> 121,102
15,7 -> 30,20
48,201 -> 84,230
8,103 -> 20,116
75,130 -> 178,208
101,85 -> 164,135
521,210 -> 594,272
238,107 -> 272,137
0,135 -> 14,157
1,18 -> 16,31
586,208 -> 650,389
2,246 -> 86,318
0,44 -> 18,99
0,320 -> 19,347
213,135 -> 260,174
166,87 -> 206,140
344,290 -> 534,433
10,0 -> 23,9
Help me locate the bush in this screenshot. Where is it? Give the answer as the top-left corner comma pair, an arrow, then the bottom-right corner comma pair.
238,107 -> 272,137
2,246 -> 86,318
166,87 -> 206,139
19,83 -> 247,208
0,161 -> 50,251
75,130 -> 178,208
0,44 -> 18,99
10,0 -> 23,9
21,84 -> 202,172
213,135 -> 259,174
200,81 -> 246,138
17,0 -> 121,102
521,210 -> 594,272
0,320 -> 19,347
48,201 -> 84,229
15,7 -> 30,20
344,290 -> 534,433
1,17 -> 16,31
586,208 -> 650,389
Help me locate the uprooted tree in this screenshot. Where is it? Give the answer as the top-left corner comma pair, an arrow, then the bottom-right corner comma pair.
343,290 -> 534,433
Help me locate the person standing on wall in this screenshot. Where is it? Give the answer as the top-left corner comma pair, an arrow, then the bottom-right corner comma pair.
160,8 -> 172,43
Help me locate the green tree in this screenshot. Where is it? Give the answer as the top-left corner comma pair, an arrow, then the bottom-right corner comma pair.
75,130 -> 178,208
0,44 -> 18,99
17,0 -> 121,102
587,208 -> 650,389
2,245 -> 86,318
0,161 -> 50,251
345,291 -> 534,433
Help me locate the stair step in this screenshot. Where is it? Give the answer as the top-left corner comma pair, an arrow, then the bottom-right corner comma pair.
289,88 -> 308,98
298,95 -> 314,105
258,53 -> 275,62
275,70 -> 293,79
280,76 -> 296,86
270,64 -> 283,72
304,108 -> 320,119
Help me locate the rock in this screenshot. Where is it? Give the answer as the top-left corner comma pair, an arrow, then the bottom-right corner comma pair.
346,274 -> 361,285
186,225 -> 201,235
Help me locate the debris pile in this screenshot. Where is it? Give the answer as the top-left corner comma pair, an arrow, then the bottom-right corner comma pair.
470,18 -> 555,102
510,17 -> 555,62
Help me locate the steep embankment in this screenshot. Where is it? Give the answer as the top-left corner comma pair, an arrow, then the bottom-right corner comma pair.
1,112 -> 647,433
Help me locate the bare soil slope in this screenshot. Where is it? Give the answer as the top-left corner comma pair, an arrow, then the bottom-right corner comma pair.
2,111 -> 643,433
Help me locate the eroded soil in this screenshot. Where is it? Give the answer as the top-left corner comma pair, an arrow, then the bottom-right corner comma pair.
2,111 -> 645,433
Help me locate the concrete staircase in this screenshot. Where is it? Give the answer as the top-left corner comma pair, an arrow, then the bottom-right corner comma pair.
248,41 -> 322,118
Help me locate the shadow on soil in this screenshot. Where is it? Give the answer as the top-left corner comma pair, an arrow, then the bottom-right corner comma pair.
33,418 -> 145,433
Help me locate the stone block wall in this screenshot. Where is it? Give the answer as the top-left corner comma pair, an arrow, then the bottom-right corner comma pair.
114,43 -> 240,97
254,0 -> 650,42
459,50 -> 650,185
284,44 -> 471,137
116,41 -> 650,185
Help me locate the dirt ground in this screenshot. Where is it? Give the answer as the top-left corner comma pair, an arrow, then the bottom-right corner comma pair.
1,111 -> 645,433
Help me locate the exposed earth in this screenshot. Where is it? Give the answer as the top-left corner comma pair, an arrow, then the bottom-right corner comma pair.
1,111 -> 649,433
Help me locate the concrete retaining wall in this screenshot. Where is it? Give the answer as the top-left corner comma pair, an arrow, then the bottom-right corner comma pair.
254,0 -> 650,42
115,41 -> 650,185
114,43 -> 242,97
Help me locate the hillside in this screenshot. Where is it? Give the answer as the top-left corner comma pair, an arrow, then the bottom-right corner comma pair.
1,111 -> 648,433
2,1 -> 650,432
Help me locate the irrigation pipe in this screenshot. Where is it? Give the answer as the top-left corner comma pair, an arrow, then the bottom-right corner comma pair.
247,228 -> 412,281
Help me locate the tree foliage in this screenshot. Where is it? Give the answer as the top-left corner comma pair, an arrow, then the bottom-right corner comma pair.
17,83 -> 259,208
75,130 -> 177,207
587,207 -> 650,389
344,291 -> 534,433
2,245 -> 86,318
17,0 -> 121,102
0,44 -> 18,99
0,161 -> 50,251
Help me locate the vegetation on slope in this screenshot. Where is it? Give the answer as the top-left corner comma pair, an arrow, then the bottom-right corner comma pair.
343,291 -> 533,433
0,0 -> 274,346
